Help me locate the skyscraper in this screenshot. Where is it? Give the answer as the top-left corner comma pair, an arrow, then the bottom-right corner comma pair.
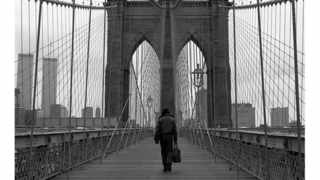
15,88 -> 25,126
95,107 -> 101,118
82,107 -> 93,118
42,58 -> 58,117
271,107 -> 289,127
231,103 -> 256,128
50,104 -> 68,118
16,53 -> 34,110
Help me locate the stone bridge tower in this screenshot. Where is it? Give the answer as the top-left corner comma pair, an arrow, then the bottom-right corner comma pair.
105,0 -> 232,128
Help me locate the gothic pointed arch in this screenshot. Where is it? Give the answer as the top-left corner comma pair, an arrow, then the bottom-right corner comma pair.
176,34 -> 209,65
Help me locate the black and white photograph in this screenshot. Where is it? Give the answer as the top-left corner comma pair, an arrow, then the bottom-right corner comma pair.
2,0 -> 318,179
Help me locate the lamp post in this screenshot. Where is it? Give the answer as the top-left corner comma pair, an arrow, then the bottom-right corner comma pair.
192,64 -> 204,127
147,95 -> 153,127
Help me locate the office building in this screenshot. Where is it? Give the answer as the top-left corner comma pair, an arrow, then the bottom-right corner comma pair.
15,107 -> 25,126
42,58 -> 58,117
82,107 -> 93,118
50,104 -> 68,118
24,109 -> 42,126
16,53 -> 34,110
271,107 -> 289,127
231,103 -> 255,128
95,107 -> 101,118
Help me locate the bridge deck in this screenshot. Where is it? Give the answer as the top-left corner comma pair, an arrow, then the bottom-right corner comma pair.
53,137 -> 257,180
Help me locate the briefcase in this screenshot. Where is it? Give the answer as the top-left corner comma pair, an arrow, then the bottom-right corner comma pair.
171,147 -> 181,163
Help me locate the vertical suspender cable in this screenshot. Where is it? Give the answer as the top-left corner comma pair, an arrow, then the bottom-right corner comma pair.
287,2 -> 292,132
188,43 -> 195,144
301,0 -> 304,123
100,0 -> 107,163
256,0 -> 269,179
30,0 -> 43,178
186,45 -> 190,124
28,0 -> 31,54
56,3 -> 60,112
281,4 -> 286,126
290,0 -> 302,177
20,0 -> 24,108
134,54 -> 138,139
52,2 -> 54,57
125,68 -> 133,146
105,67 -> 112,125
140,46 -> 143,128
232,1 -> 239,179
20,0 -> 23,54
84,0 -> 93,129
266,5 -> 270,108
47,4 -> 49,55
140,47 -> 144,128
272,4 -> 277,110
102,0 -> 107,124
277,4 -> 281,112
193,44 -> 198,145
136,47 -> 140,126
68,0 -> 76,171
193,44 -> 196,130
188,43 -> 193,140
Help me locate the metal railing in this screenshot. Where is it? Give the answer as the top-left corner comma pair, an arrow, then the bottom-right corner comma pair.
15,128 -> 153,180
181,127 -> 304,180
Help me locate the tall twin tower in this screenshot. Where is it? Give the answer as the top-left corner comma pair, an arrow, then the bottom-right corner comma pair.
105,0 -> 232,128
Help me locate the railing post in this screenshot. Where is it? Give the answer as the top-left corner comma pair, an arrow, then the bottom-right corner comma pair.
256,0 -> 270,179
290,0 -> 302,178
29,0 -> 43,178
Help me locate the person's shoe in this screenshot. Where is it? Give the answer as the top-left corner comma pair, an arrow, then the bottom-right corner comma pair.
163,167 -> 167,172
168,165 -> 172,172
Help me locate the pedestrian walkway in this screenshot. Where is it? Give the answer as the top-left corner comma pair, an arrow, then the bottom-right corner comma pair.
53,137 -> 257,180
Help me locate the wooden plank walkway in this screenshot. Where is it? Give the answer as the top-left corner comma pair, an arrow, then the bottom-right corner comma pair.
53,137 -> 257,180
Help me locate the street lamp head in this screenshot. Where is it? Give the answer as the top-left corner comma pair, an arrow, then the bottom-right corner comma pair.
147,95 -> 153,108
192,63 -> 204,88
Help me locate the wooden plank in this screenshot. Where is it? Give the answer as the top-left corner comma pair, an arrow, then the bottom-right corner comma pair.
53,137 -> 257,180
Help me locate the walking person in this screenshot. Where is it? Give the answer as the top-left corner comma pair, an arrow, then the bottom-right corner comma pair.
154,108 -> 178,172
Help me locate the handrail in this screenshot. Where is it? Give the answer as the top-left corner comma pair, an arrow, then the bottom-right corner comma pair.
181,127 -> 304,180
42,0 -> 117,10
219,0 -> 289,10
15,128 -> 151,180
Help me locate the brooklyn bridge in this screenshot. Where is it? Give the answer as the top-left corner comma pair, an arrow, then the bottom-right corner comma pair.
15,0 -> 304,179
